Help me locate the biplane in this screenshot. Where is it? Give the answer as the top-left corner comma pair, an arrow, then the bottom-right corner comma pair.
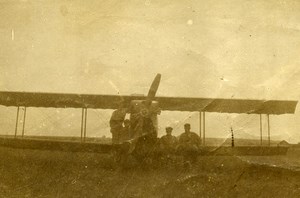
0,74 -> 298,156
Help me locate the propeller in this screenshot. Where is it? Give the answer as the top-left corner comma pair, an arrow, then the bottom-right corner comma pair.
131,74 -> 162,145
139,73 -> 161,117
147,73 -> 161,100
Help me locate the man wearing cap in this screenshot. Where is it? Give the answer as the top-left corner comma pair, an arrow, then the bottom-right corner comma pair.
177,123 -> 201,162
159,127 -> 178,154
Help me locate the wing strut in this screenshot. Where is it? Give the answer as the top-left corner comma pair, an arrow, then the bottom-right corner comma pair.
22,107 -> 27,137
14,106 -> 20,138
14,106 -> 27,138
199,111 -> 202,141
258,114 -> 271,146
260,114 -> 263,146
199,111 -> 206,146
267,114 -> 271,146
81,108 -> 88,142
203,112 -> 206,146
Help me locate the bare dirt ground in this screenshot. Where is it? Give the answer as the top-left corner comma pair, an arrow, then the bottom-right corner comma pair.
0,146 -> 300,198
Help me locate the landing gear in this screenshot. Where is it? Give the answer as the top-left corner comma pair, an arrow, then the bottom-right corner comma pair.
132,134 -> 159,162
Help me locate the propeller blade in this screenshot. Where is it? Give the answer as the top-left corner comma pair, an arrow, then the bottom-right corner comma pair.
147,73 -> 161,99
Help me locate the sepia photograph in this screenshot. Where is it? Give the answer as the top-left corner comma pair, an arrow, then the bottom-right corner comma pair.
0,0 -> 300,197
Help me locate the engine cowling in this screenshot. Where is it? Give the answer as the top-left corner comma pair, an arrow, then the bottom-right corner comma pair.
129,100 -> 160,137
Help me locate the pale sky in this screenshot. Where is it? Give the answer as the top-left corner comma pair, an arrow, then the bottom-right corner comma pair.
0,0 -> 300,143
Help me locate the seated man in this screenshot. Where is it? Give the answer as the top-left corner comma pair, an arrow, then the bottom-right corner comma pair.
177,123 -> 201,162
160,127 -> 178,155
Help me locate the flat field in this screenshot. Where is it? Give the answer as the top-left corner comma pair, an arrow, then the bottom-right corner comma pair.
0,146 -> 300,198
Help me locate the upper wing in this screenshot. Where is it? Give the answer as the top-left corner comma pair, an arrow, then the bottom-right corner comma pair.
0,91 -> 138,109
0,91 -> 297,115
155,96 -> 298,115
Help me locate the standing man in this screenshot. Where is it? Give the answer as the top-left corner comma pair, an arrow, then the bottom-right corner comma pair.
109,104 -> 127,144
177,123 -> 201,162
